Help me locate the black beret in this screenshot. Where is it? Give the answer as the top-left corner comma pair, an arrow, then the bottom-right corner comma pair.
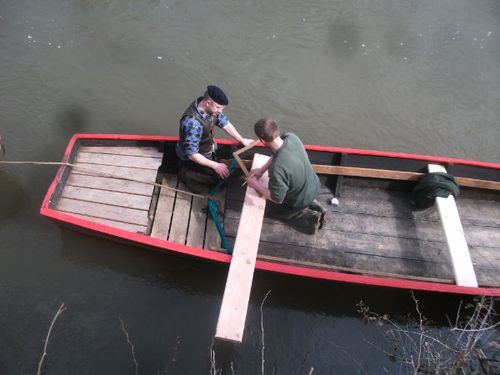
206,85 -> 229,106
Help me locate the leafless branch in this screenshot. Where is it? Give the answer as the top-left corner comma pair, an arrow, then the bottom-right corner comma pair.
119,316 -> 139,375
260,290 -> 271,375
37,303 -> 67,375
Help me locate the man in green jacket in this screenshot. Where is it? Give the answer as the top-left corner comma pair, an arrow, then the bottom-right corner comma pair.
246,118 -> 326,234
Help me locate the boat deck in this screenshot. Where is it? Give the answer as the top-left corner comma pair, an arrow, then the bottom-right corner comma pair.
54,145 -> 163,233
150,174 -> 226,250
50,141 -> 500,290
222,174 -> 500,288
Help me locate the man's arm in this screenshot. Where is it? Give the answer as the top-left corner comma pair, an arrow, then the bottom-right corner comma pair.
246,176 -> 281,203
251,156 -> 273,178
188,153 -> 229,178
222,122 -> 253,146
181,117 -> 229,178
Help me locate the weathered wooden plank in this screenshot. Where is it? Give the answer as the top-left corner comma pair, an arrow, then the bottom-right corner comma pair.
325,184 -> 500,228
226,203 -> 500,273
205,188 -> 227,251
216,153 -> 270,343
428,164 -> 478,287
227,160 -> 500,191
72,162 -> 158,182
223,209 -> 452,264
66,174 -> 154,196
70,212 -> 148,233
79,146 -> 162,158
151,174 -> 178,240
168,180 -> 192,244
256,246 -> 454,283
75,152 -> 162,170
186,186 -> 209,249
56,197 -> 149,226
343,253 -> 454,280
60,185 -> 151,210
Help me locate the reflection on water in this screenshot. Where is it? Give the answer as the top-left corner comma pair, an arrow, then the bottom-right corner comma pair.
0,169 -> 24,219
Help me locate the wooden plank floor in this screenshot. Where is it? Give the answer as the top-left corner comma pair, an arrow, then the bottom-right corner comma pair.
55,145 -> 163,233
223,174 -> 500,287
151,177 -> 228,250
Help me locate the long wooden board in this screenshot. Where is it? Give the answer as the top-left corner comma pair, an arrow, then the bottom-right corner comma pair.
186,186 -> 209,248
60,185 -> 151,210
215,153 -> 270,343
151,174 -> 178,239
79,146 -> 162,158
223,159 -> 500,191
66,174 -> 154,196
168,180 -> 192,244
75,152 -> 162,169
72,162 -> 158,182
56,197 -> 149,226
428,164 -> 478,287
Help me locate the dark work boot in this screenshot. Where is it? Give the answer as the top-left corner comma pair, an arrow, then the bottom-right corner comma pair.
309,199 -> 328,229
298,209 -> 321,235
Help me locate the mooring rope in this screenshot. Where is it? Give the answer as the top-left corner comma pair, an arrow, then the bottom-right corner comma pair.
0,159 -> 207,199
1,158 -> 237,253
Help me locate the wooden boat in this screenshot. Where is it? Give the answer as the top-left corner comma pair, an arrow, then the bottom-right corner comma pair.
40,134 -> 500,296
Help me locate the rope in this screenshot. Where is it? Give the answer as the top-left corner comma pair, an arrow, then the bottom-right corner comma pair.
0,159 -> 206,199
207,159 -> 236,254
2,158 -> 237,253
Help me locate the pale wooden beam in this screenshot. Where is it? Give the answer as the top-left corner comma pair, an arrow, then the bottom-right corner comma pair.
215,153 -> 270,343
428,164 -> 478,287
221,159 -> 500,191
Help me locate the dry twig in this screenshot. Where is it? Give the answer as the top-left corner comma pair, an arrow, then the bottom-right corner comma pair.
119,316 -> 139,375
260,290 -> 272,375
37,303 -> 67,375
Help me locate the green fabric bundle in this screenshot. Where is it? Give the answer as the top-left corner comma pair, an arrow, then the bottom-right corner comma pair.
412,172 -> 459,209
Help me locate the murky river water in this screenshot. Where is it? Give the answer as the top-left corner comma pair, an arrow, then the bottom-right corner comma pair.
1,0 -> 499,373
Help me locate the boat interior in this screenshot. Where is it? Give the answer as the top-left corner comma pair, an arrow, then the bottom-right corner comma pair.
48,139 -> 500,289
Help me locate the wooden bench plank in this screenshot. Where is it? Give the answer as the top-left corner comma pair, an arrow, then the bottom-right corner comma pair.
70,212 -> 147,233
168,180 -> 192,244
79,146 -> 162,158
60,185 -> 151,210
55,197 -> 149,226
72,162 -> 158,182
427,164 -> 478,287
76,152 -> 162,170
215,153 -> 270,343
151,174 -> 177,240
186,186 -> 209,248
227,159 -> 500,191
204,187 -> 227,250
66,174 -> 154,196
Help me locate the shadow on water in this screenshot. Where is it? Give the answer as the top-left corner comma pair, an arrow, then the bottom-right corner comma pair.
38,103 -> 89,163
59,227 -> 471,324
327,12 -> 362,59
55,103 -> 89,136
0,169 -> 24,220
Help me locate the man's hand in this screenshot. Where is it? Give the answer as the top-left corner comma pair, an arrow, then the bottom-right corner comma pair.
246,176 -> 258,190
213,162 -> 230,179
240,138 -> 254,147
250,167 -> 265,179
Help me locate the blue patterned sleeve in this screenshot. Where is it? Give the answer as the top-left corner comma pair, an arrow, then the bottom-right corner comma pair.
180,116 -> 203,156
216,113 -> 229,128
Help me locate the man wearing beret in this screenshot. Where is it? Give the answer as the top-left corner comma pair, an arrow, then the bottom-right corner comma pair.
176,85 -> 253,192
246,118 -> 327,234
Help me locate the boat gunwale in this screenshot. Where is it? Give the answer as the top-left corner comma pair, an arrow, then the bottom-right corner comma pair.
39,133 -> 500,297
